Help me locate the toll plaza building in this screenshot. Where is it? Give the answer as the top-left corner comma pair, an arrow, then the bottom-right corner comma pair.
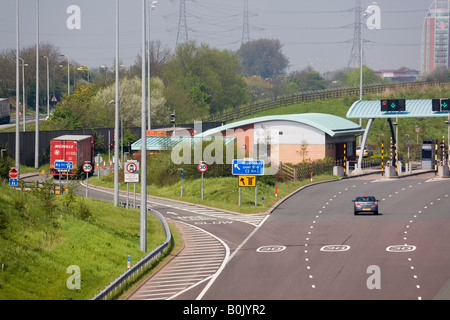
195,113 -> 365,165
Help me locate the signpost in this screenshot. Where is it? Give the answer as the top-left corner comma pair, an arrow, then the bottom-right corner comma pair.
198,162 -> 208,200
82,162 -> 93,198
232,159 -> 264,175
9,168 -> 19,187
54,161 -> 73,170
233,160 -> 264,207
238,175 -> 256,187
124,160 -> 139,209
9,168 -> 19,179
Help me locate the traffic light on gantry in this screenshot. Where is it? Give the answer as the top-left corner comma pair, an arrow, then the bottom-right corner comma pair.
432,99 -> 450,112
380,99 -> 406,112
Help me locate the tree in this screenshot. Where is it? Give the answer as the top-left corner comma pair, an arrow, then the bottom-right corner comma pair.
42,84 -> 99,130
94,76 -> 169,128
239,38 -> 289,79
129,40 -> 171,79
162,41 -> 248,122
288,67 -> 326,92
343,65 -> 384,87
0,42 -> 70,108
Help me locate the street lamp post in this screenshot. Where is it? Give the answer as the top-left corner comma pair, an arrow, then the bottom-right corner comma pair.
140,0 -> 147,253
41,55 -> 49,118
113,0 -> 120,207
60,54 -> 70,95
35,0 -> 39,169
19,58 -> 27,132
15,0 -> 20,177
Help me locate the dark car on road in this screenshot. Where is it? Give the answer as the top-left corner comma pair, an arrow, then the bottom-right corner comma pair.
353,195 -> 379,215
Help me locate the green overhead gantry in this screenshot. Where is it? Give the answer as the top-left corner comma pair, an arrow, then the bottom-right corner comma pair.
346,99 -> 450,173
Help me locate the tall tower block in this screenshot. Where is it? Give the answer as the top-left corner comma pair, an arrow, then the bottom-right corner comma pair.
422,0 -> 450,72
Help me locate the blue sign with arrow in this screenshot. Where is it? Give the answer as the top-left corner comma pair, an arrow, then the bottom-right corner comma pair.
232,159 -> 264,175
54,161 -> 73,170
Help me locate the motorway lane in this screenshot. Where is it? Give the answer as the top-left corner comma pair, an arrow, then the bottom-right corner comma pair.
201,172 -> 450,300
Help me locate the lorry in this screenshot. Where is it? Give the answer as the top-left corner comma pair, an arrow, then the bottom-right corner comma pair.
50,135 -> 94,178
0,98 -> 11,124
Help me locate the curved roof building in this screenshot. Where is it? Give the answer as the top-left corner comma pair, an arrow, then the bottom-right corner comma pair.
197,113 -> 364,164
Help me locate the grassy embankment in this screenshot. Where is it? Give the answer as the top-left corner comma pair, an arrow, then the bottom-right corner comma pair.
0,182 -> 181,300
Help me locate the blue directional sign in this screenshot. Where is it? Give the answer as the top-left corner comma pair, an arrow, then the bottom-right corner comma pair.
232,160 -> 264,175
9,178 -> 18,187
54,161 -> 73,170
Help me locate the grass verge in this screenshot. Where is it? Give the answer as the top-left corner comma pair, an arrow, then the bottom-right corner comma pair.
0,182 -> 175,300
90,173 -> 340,214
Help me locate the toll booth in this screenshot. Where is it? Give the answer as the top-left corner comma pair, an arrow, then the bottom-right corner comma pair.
422,140 -> 437,170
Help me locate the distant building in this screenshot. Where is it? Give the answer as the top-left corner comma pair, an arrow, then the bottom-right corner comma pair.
421,0 -> 450,72
196,113 -> 364,165
374,69 -> 420,82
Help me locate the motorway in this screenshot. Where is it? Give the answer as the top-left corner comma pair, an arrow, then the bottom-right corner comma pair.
26,170 -> 450,300
199,172 -> 450,300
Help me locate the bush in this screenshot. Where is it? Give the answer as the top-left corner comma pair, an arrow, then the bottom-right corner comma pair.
0,155 -> 14,180
0,208 -> 9,238
78,200 -> 92,221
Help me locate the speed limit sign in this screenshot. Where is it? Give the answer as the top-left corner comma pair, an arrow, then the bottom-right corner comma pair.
198,162 -> 208,172
82,163 -> 93,173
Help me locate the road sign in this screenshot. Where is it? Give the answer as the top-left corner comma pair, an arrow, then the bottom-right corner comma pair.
125,161 -> 138,174
124,160 -> 139,183
82,163 -> 93,173
54,161 -> 73,170
9,168 -> 19,179
232,160 -> 264,175
94,155 -> 103,163
198,162 -> 208,173
9,178 -> 18,187
51,95 -> 58,102
238,175 -> 256,187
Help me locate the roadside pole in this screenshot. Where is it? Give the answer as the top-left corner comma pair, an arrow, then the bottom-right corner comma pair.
126,183 -> 129,209
181,169 -> 184,197
86,171 -> 89,198
201,172 -> 204,200
197,162 -> 207,200
255,176 -> 257,206
82,163 -> 93,198
239,186 -> 241,207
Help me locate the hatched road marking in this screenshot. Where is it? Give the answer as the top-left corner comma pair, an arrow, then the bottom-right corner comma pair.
126,222 -> 228,300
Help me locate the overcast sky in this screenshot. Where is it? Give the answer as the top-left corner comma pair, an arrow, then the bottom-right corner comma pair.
0,0 -> 432,74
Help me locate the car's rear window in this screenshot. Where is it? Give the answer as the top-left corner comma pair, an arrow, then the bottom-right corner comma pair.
356,196 -> 376,202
